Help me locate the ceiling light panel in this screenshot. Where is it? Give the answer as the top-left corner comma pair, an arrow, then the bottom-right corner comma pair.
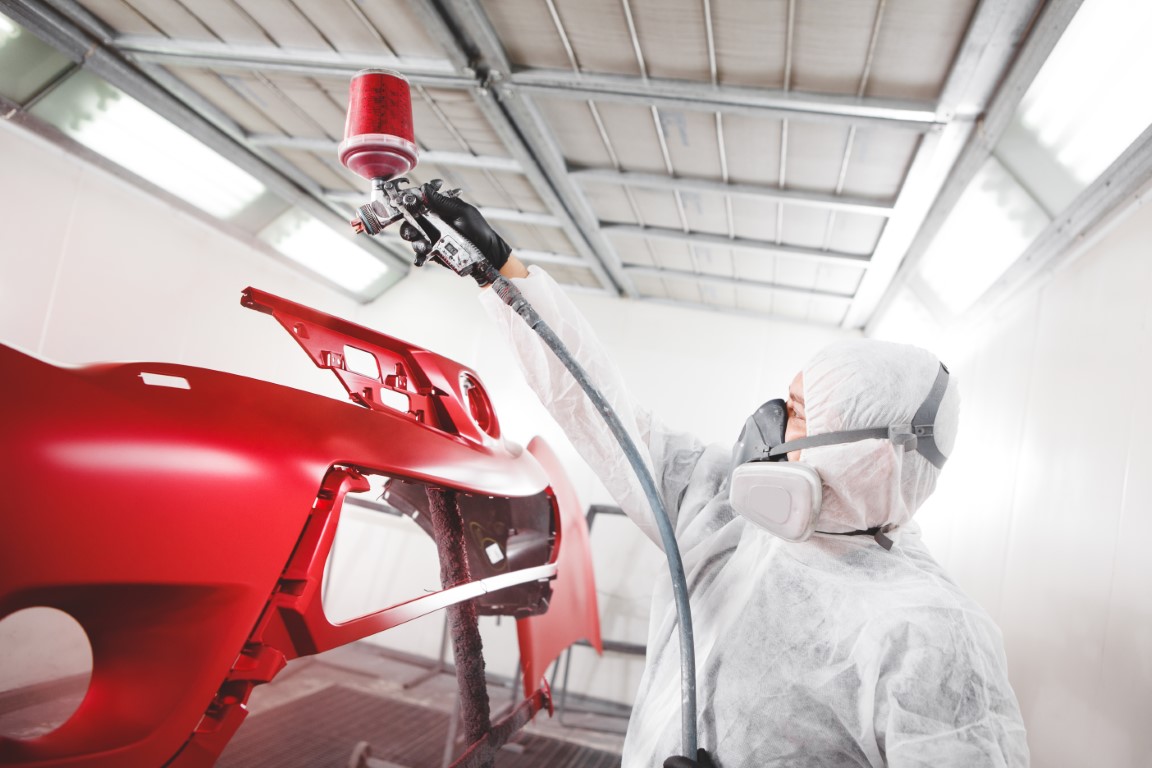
259,207 -> 391,295
0,11 -> 73,105
30,69 -> 266,221
916,155 -> 1049,315
1000,0 -> 1152,209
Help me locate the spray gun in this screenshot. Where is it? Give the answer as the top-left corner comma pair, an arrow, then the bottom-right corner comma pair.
337,68 -> 701,763
337,69 -> 491,283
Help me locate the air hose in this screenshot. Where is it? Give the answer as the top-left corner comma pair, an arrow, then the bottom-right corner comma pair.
483,264 -> 698,759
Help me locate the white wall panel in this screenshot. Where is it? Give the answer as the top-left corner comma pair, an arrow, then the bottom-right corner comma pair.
893,194 -> 1152,766
0,123 -> 81,353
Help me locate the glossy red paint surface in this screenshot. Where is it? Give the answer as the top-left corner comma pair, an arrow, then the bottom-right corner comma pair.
0,288 -> 600,767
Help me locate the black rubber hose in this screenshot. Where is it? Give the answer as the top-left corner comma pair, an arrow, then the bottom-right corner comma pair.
485,265 -> 698,758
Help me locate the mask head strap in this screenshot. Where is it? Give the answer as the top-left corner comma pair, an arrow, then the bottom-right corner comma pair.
767,363 -> 950,469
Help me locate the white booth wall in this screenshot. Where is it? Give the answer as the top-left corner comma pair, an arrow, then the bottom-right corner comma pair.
0,119 -> 853,707
874,189 -> 1152,766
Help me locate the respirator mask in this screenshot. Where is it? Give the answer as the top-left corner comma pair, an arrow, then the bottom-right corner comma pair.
728,363 -> 950,548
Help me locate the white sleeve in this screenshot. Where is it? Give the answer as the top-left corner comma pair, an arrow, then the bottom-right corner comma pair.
479,266 -> 699,549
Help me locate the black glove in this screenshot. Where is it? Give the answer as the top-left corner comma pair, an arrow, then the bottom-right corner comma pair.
664,748 -> 716,768
398,185 -> 512,271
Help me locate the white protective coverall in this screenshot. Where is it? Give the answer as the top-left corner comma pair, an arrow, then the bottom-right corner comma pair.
480,266 -> 1028,768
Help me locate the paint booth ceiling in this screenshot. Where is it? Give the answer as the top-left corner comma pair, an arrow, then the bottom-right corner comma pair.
7,0 -> 1050,327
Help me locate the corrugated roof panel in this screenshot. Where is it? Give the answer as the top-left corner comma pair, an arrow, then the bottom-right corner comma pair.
416,88 -> 507,158
691,243 -> 735,278
291,0 -> 397,55
814,263 -> 866,296
487,170 -> 549,213
841,127 -> 920,198
272,148 -> 352,190
867,0 -> 978,100
724,115 -> 783,186
595,102 -> 671,174
357,1 -> 456,59
214,72 -> 331,138
550,0 -> 641,75
531,226 -> 578,255
658,109 -> 723,178
266,74 -> 345,139
230,0 -> 332,50
712,0 -> 788,88
826,212 -> 885,255
76,0 -> 162,35
534,99 -> 612,168
786,121 -> 853,192
164,67 -> 282,134
791,1 -> 877,95
409,100 -> 465,153
608,232 -> 655,266
732,251 -> 778,283
111,0 -> 215,39
580,181 -> 638,225
481,0 -> 576,70
730,198 -> 779,242
773,254 -> 820,290
631,0 -> 710,81
680,191 -> 730,236
436,167 -> 511,206
778,206 -> 832,250
650,242 -> 696,273
171,0 -> 272,45
491,221 -> 575,256
628,188 -> 685,230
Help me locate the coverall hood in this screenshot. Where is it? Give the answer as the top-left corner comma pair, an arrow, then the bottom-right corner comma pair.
801,338 -> 960,534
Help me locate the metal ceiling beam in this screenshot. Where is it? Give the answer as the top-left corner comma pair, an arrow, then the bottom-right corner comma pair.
113,35 -> 470,87
571,167 -> 894,217
1,0 -> 412,281
508,70 -> 942,131
603,224 -> 871,267
843,0 -> 1056,329
625,266 -> 855,300
405,0 -> 631,296
249,135 -> 523,173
